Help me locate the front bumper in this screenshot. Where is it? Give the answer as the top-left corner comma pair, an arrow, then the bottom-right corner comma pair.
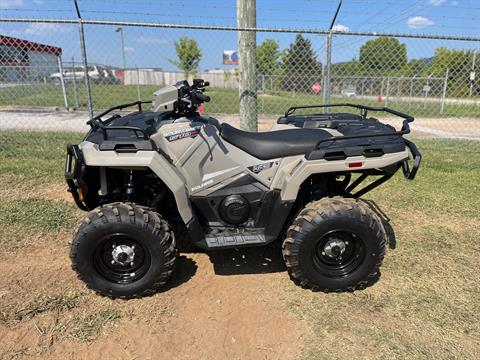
65,144 -> 89,210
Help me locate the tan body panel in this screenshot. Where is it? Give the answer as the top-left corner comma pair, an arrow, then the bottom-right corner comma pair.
79,141 -> 195,223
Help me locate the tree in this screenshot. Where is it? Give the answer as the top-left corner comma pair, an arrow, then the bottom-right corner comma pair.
281,34 -> 322,92
432,47 -> 474,96
256,39 -> 281,76
432,47 -> 472,77
332,59 -> 362,77
359,36 -> 407,75
397,59 -> 430,77
170,37 -> 202,77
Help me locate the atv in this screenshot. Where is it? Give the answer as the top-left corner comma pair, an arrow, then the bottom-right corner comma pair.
65,79 -> 421,298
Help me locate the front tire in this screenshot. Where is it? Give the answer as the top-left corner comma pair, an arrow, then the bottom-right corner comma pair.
282,197 -> 386,292
70,202 -> 176,299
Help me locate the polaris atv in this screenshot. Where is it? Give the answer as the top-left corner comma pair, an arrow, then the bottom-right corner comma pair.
66,79 -> 421,298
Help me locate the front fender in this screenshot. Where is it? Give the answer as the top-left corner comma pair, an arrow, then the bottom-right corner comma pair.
78,141 -> 194,224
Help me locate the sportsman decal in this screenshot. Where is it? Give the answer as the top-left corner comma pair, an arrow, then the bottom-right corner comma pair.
164,125 -> 203,142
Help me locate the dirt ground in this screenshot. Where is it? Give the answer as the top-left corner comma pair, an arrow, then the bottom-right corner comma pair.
0,191 -> 307,360
0,246 -> 307,360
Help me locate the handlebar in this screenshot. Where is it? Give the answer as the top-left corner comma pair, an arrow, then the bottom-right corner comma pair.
194,92 -> 211,103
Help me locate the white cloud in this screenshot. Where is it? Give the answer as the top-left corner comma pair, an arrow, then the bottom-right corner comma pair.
136,36 -> 167,44
452,0 -> 459,5
124,46 -> 135,53
428,0 -> 446,5
332,24 -> 350,32
24,23 -> 71,35
407,16 -> 434,29
0,0 -> 24,9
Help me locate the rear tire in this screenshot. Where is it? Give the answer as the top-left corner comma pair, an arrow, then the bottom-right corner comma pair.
282,197 -> 386,292
70,202 -> 176,299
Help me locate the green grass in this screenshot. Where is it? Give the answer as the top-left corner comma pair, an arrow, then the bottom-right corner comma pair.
1,84 -> 479,118
0,131 -> 479,359
0,199 -> 77,231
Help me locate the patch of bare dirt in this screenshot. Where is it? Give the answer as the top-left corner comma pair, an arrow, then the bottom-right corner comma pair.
0,231 -> 307,360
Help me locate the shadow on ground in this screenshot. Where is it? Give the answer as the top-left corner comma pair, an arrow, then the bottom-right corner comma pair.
160,255 -> 198,292
205,243 -> 286,276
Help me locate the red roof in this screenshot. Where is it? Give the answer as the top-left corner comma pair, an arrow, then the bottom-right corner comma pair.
0,35 -> 62,56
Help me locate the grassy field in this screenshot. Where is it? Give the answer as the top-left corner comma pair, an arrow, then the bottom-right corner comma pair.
1,84 -> 479,118
0,132 -> 479,359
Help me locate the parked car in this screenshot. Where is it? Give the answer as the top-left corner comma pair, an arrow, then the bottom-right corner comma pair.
50,65 -> 120,84
341,85 -> 356,98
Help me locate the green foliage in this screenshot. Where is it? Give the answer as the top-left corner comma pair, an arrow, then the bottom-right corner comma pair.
431,47 -> 472,77
397,59 -> 430,77
431,47 -> 474,96
359,36 -> 407,75
281,34 -> 322,92
256,39 -> 281,76
332,60 -> 362,76
170,37 -> 202,77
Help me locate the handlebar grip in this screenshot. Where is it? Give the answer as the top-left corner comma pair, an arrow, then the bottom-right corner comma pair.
196,93 -> 210,103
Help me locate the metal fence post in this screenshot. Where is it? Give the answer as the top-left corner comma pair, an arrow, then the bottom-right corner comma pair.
136,65 -> 141,101
385,77 -> 390,106
71,57 -> 80,108
322,32 -> 332,112
56,55 -> 68,109
440,68 -> 449,114
78,20 -> 93,118
74,0 -> 93,118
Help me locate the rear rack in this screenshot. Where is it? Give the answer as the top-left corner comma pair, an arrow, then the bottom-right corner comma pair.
284,103 -> 414,149
286,104 -> 421,181
86,100 -> 152,140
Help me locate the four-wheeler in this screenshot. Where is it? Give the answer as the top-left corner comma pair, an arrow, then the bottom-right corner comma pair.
65,79 -> 421,298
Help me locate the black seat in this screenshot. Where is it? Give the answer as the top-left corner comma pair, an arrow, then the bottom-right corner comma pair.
220,123 -> 332,160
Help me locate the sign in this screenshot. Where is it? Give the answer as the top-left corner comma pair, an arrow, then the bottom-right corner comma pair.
470,71 -> 476,81
223,50 -> 238,65
311,82 -> 321,93
423,85 -> 431,93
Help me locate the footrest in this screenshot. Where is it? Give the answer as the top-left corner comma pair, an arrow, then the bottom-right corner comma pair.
202,232 -> 266,249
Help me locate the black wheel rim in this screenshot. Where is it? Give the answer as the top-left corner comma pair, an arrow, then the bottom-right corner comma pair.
312,230 -> 365,278
94,233 -> 151,284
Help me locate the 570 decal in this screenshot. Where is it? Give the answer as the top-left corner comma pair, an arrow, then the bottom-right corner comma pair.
248,161 -> 274,174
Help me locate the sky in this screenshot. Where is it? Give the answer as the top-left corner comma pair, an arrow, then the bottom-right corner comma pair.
0,0 -> 479,70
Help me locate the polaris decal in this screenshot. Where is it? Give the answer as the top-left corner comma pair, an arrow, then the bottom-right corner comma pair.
248,161 -> 274,174
191,179 -> 214,192
164,125 -> 203,142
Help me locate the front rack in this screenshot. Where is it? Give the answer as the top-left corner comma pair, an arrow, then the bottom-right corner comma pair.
86,100 -> 152,140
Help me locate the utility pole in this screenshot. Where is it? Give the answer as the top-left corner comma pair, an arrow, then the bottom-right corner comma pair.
237,0 -> 257,131
116,27 -> 126,69
322,0 -> 343,112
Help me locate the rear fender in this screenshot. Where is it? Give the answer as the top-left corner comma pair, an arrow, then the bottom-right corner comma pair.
273,151 -> 409,201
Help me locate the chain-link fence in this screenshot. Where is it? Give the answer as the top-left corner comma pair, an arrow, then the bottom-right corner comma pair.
1,19 -> 480,140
